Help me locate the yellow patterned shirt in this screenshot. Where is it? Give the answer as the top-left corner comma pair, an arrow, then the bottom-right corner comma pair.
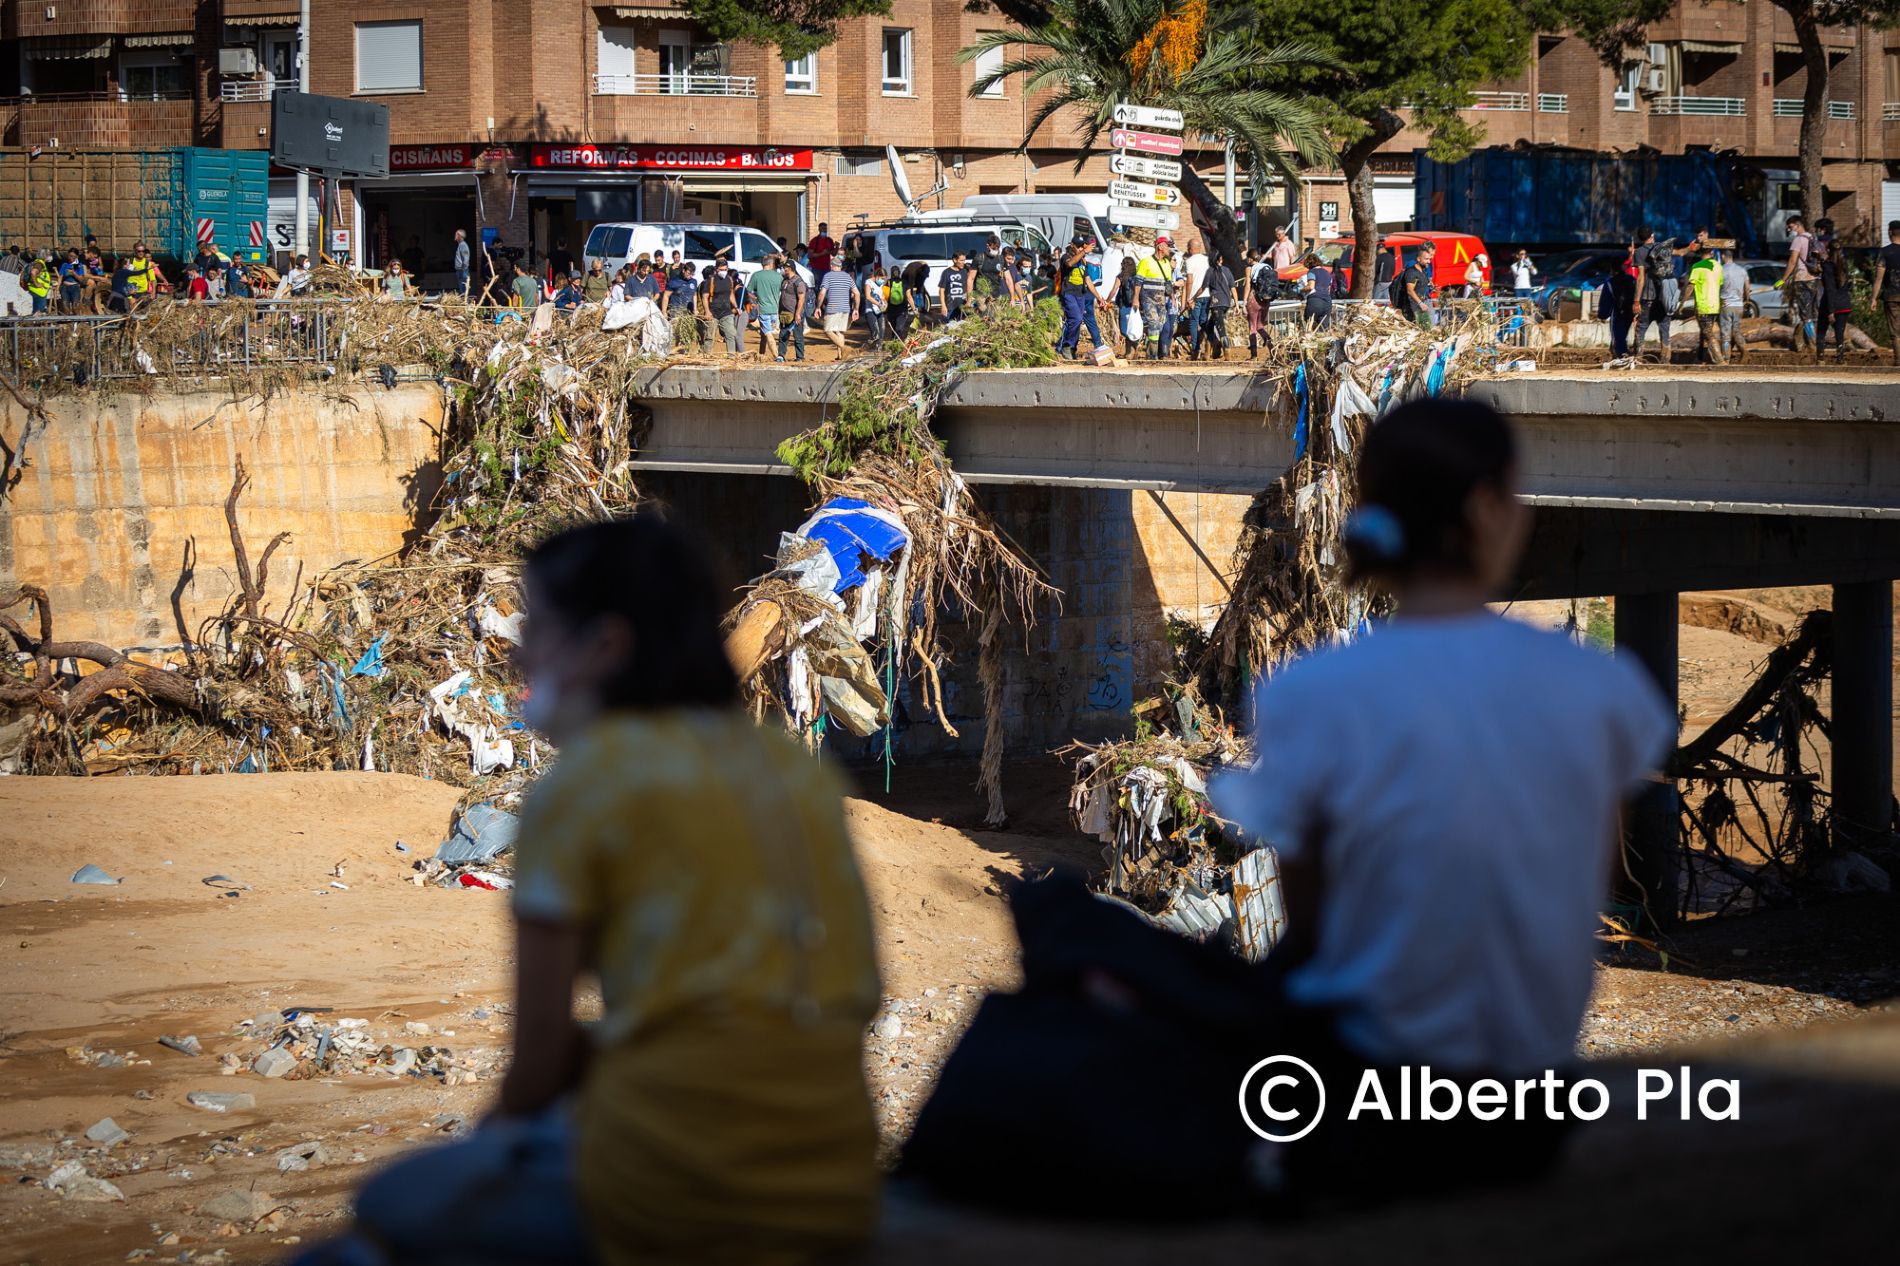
512,710 -> 881,1265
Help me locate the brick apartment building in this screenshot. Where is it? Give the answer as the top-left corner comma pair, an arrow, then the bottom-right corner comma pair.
0,0 -> 1896,279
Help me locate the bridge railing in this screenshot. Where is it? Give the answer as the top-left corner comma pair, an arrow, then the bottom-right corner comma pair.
0,300 -> 347,384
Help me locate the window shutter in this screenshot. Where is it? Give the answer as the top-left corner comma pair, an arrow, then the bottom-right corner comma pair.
597,25 -> 635,78
356,21 -> 422,92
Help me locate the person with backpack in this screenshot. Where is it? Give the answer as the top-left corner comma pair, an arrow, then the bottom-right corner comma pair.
902,259 -> 932,331
1197,252 -> 1235,359
777,257 -> 809,362
1372,242 -> 1397,304
1778,214 -> 1818,352
886,266 -> 913,339
1112,256 -> 1140,357
1393,242 -> 1436,331
1630,227 -> 1673,363
698,259 -> 742,357
1244,249 -> 1274,355
861,261 -> 889,348
1812,217 -> 1853,363
1299,250 -> 1335,330
1600,243 -> 1638,360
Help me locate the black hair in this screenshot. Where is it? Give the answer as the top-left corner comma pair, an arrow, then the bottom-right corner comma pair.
524,513 -> 739,711
1345,397 -> 1517,585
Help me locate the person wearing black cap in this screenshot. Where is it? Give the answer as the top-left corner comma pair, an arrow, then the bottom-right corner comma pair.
975,234 -> 1005,313
1056,235 -> 1107,360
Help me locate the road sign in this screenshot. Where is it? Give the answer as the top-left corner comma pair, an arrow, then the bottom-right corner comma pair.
1112,103 -> 1185,130
1110,153 -> 1182,182
1109,179 -> 1181,207
1110,127 -> 1184,156
1108,203 -> 1181,230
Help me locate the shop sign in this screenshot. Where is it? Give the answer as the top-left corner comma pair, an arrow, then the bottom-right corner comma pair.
388,144 -> 478,171
529,143 -> 814,171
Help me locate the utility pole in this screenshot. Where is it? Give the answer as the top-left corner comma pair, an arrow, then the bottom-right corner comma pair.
293,0 -> 311,257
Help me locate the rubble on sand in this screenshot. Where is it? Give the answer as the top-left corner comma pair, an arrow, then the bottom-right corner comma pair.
1064,689 -> 1282,959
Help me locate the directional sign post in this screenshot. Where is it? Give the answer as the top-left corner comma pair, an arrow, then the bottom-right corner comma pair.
1109,178 -> 1181,207
1110,153 -> 1183,183
1107,203 -> 1181,231
1112,103 -> 1186,130
1110,127 -> 1185,157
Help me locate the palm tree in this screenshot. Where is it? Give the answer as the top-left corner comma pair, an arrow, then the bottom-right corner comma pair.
960,0 -> 1337,272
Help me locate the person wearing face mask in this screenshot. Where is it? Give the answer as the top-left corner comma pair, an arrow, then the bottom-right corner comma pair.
300,514 -> 881,1266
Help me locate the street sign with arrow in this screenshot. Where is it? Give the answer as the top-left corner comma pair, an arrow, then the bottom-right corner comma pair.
1110,127 -> 1184,156
1109,153 -> 1182,182
1112,103 -> 1185,130
1107,203 -> 1181,230
1109,179 -> 1181,207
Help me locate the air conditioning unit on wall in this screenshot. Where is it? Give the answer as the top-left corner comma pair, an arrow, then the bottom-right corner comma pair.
219,47 -> 260,75
1644,67 -> 1666,94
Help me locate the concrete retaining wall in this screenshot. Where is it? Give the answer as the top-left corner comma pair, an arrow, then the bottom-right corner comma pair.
1,384 -> 445,647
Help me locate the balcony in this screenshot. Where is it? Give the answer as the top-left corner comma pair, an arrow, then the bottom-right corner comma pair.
1536,93 -> 1568,113
1650,95 -> 1747,116
1887,102 -> 1900,122
1772,99 -> 1856,120
1468,91 -> 1530,111
3,91 -> 194,147
219,76 -> 294,103
591,73 -> 756,98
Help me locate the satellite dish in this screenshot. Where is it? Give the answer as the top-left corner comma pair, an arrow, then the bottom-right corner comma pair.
886,144 -> 915,210
886,144 -> 949,217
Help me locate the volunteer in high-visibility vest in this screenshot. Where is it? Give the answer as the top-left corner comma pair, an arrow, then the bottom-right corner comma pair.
1055,236 -> 1104,360
1686,244 -> 1725,367
21,254 -> 53,315
125,243 -> 156,311
1135,235 -> 1178,360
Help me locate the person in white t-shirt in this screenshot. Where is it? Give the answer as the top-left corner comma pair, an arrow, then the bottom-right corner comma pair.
1509,249 -> 1537,299
1212,396 -> 1673,1197
1178,240 -> 1211,358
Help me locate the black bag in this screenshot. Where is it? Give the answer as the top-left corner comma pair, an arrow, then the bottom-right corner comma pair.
899,873 -> 1296,1218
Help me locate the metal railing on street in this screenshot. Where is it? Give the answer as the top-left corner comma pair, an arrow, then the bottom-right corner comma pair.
0,301 -> 345,385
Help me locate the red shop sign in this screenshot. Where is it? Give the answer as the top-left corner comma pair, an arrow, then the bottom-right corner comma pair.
529,143 -> 813,171
388,143 -> 478,171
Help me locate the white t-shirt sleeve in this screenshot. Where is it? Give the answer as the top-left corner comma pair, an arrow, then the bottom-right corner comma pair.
1210,667 -> 1334,861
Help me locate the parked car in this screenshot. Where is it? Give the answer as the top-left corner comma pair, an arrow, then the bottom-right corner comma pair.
581,222 -> 812,288
869,221 -> 1056,299
1277,230 -> 1494,297
1530,249 -> 1633,318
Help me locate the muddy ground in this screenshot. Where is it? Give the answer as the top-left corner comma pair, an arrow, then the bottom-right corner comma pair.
1,589 -> 1896,1264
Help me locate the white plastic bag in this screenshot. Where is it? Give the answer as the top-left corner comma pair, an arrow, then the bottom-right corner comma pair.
1123,309 -> 1144,339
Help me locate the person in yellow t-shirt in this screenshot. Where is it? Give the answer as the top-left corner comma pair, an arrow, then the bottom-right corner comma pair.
316,514 -> 882,1266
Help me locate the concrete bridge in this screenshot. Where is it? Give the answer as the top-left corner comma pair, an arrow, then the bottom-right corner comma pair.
5,366 -> 1895,851
629,363 -> 1899,851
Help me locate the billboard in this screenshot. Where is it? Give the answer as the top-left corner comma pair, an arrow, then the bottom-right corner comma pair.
270,91 -> 391,179
529,143 -> 813,171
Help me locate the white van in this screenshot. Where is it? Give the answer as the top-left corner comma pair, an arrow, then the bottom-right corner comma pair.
580,222 -> 812,286
926,193 -> 1150,287
871,221 -> 1055,299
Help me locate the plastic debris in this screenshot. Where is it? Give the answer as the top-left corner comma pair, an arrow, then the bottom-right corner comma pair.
186,1091 -> 255,1113
347,636 -> 388,679
434,803 -> 519,867
456,871 -> 513,891
159,1034 -> 203,1057
202,875 -> 252,892
70,864 -> 120,885
84,1117 -> 129,1147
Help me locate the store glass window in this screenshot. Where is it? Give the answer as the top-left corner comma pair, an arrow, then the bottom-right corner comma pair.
882,28 -> 912,95
356,20 -> 423,93
784,51 -> 817,94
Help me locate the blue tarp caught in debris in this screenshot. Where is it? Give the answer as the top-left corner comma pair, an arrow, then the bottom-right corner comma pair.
797,498 -> 909,594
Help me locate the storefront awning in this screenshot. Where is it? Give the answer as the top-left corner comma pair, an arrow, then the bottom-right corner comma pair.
679,172 -> 817,194
1771,41 -> 1852,58
24,37 -> 112,60
123,33 -> 196,48
1679,40 -> 1743,55
358,172 -> 480,191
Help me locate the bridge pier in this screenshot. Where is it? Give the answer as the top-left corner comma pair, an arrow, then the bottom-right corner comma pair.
1614,591 -> 1682,926
1832,580 -> 1895,849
